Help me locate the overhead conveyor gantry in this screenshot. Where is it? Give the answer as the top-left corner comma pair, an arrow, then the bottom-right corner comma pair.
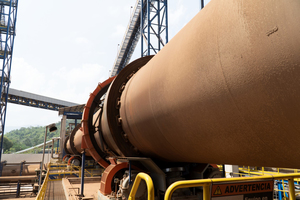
110,0 -> 207,77
110,0 -> 169,77
6,88 -> 79,111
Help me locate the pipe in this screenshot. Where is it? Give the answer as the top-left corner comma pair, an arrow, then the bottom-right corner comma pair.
0,176 -> 37,183
64,124 -> 91,157
80,150 -> 85,197
0,164 -> 40,176
98,0 -> 300,168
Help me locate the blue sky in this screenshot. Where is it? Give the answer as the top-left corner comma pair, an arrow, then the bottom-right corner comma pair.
5,0 -> 210,133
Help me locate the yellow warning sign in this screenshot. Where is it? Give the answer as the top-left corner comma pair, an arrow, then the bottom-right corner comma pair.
214,186 -> 222,195
211,180 -> 273,197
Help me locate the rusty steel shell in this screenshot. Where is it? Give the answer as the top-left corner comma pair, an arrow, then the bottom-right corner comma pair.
64,135 -> 72,155
119,0 -> 300,168
1,164 -> 40,176
100,56 -> 153,157
65,124 -> 91,156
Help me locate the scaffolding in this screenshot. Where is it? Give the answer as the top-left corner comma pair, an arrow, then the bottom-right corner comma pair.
110,0 -> 169,77
141,0 -> 168,57
0,0 -> 18,162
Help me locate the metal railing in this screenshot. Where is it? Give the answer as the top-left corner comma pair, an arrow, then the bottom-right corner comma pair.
216,165 -> 300,200
127,172 -> 300,200
35,162 -> 103,199
164,173 -> 300,200
128,172 -> 154,200
48,163 -> 102,179
239,166 -> 300,177
35,163 -> 50,200
238,166 -> 300,200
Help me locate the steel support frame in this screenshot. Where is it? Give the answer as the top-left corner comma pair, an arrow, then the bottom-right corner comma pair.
16,161 -> 24,197
141,0 -> 168,57
0,0 -> 18,162
200,0 -> 204,9
80,150 -> 85,197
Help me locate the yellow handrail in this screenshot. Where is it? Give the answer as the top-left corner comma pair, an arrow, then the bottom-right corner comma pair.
164,173 -> 300,200
35,163 -> 50,200
128,172 -> 154,200
48,163 -> 102,178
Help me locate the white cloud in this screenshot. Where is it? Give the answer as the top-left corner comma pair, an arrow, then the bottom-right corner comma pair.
75,37 -> 90,45
54,63 -> 106,84
10,57 -> 45,94
52,63 -> 107,103
169,2 -> 187,26
108,6 -> 121,17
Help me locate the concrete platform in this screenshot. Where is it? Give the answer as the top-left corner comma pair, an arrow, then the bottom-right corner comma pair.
62,177 -> 101,200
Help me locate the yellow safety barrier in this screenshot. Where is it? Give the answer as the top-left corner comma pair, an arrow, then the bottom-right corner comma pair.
239,166 -> 300,178
48,163 -> 103,178
128,172 -> 155,200
35,164 -> 50,200
34,162 -> 103,199
164,173 -> 300,200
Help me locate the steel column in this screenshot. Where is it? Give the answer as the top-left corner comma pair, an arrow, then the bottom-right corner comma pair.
0,161 -> 4,176
141,0 -> 144,57
16,161 -> 24,197
0,0 -> 18,162
141,0 -> 168,57
60,115 -> 67,160
38,127 -> 48,191
80,150 -> 85,197
201,0 -> 204,9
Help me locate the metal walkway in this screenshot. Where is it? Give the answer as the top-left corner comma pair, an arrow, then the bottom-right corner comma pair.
44,180 -> 66,200
110,0 -> 147,77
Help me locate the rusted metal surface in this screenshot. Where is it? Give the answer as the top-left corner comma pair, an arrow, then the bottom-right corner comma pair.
65,124 -> 91,156
1,164 -> 40,176
68,124 -> 80,155
81,77 -> 115,168
100,56 -> 153,157
0,175 -> 37,183
73,124 -> 91,157
93,109 -> 104,153
119,0 -> 300,168
99,162 -> 129,195
64,136 -> 71,155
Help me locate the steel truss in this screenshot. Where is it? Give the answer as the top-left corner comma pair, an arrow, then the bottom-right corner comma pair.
141,0 -> 168,57
0,0 -> 18,162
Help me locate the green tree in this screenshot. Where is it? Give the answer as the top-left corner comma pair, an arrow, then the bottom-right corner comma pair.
24,138 -> 32,147
2,136 -> 13,151
3,120 -> 73,153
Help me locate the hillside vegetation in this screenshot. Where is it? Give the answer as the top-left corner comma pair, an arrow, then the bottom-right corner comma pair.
3,121 -> 72,153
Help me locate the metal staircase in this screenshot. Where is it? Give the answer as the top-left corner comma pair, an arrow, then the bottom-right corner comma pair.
110,0 -> 168,77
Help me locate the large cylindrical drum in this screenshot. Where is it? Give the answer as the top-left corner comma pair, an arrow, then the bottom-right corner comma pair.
119,0 -> 300,168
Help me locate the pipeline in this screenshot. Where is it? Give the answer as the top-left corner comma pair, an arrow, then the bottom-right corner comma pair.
64,124 -> 91,157
0,163 -> 40,176
68,0 -> 300,170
